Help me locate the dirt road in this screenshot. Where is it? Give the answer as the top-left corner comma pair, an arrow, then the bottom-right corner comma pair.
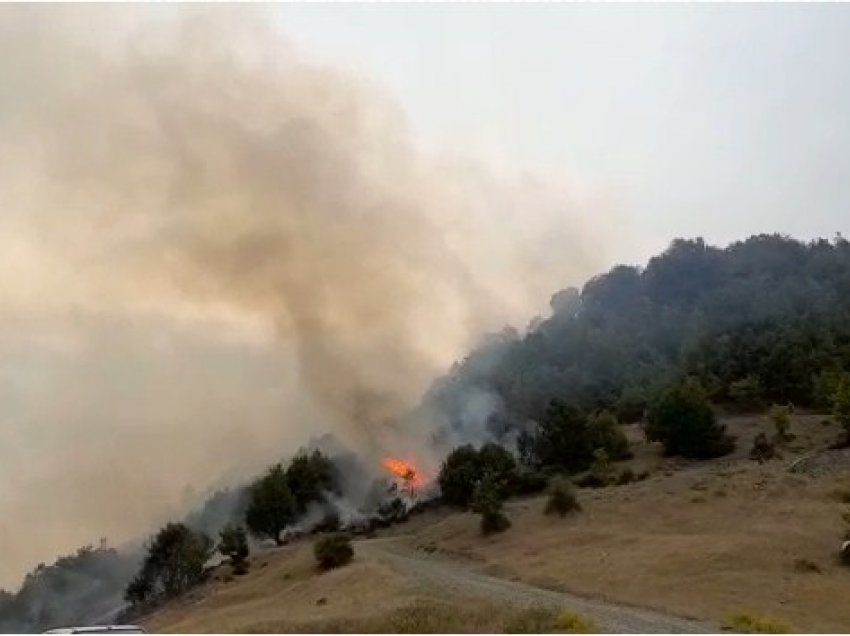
356,537 -> 714,634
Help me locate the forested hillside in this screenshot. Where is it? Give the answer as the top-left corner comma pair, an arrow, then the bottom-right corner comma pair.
5,233 -> 850,633
0,544 -> 137,633
427,234 -> 850,428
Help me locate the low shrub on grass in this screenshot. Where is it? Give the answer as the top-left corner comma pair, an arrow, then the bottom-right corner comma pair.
545,478 -> 581,517
556,611 -> 597,633
313,534 -> 353,570
503,607 -> 597,633
503,607 -> 559,633
723,612 -> 792,633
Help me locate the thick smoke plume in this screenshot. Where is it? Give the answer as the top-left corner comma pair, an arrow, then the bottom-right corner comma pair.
0,6 -> 608,590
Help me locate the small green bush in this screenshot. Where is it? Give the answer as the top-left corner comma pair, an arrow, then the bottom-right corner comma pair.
502,607 -> 597,633
481,511 -> 511,535
749,432 -> 777,463
384,601 -> 494,633
503,607 -> 559,633
556,611 -> 597,633
768,404 -> 793,443
313,534 -> 353,570
545,478 -> 581,517
723,612 -> 791,633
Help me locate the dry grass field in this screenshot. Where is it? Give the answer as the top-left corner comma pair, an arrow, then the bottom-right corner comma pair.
143,412 -> 850,633
141,533 -> 536,633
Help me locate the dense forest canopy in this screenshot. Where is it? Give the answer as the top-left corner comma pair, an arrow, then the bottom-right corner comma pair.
426,234 -> 850,432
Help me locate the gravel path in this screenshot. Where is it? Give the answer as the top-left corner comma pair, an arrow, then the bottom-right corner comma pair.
356,537 -> 714,634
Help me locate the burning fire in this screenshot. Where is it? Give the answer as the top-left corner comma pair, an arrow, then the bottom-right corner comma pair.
382,456 -> 426,493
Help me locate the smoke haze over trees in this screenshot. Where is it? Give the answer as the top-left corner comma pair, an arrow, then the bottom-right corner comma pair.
0,544 -> 137,633
426,235 -> 850,439
0,5 -> 603,590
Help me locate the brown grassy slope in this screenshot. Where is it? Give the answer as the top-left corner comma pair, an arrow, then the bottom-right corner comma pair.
399,413 -> 850,632
144,412 -> 850,633
140,540 -> 524,633
141,542 -> 401,632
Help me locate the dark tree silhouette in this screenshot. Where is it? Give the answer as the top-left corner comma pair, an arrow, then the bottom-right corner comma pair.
245,464 -> 296,545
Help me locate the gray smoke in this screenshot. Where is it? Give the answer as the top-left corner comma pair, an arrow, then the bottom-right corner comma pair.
0,4 -> 609,591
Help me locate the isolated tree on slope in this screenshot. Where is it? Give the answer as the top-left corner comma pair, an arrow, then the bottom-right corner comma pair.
245,464 -> 296,545
471,473 -> 510,535
531,400 -> 593,472
285,450 -> 337,514
645,381 -> 734,459
124,523 -> 213,606
438,444 -> 483,507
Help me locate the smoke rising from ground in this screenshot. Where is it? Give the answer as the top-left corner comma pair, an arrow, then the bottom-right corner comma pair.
0,6 -> 609,589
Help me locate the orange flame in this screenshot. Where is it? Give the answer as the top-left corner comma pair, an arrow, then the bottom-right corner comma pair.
382,456 -> 426,491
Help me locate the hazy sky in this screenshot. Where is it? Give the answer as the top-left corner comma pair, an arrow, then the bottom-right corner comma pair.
275,3 -> 850,263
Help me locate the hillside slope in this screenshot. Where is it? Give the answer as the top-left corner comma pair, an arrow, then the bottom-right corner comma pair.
426,235 -> 850,434
143,412 -> 850,633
